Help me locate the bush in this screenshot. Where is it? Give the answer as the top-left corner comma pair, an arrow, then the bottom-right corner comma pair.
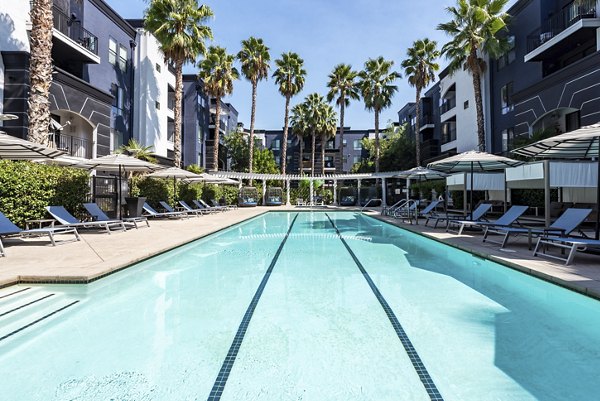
131,176 -> 174,207
0,161 -> 90,226
178,182 -> 203,204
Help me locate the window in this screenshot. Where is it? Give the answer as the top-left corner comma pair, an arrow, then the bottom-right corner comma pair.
155,63 -> 161,72
275,155 -> 281,165
287,139 -> 293,148
501,127 -> 514,152
343,138 -> 347,146
326,139 -> 334,149
272,139 -> 281,150
353,139 -> 362,150
501,82 -> 514,114
118,45 -> 128,71
108,38 -> 117,65
155,101 -> 161,110
324,155 -> 335,168
353,155 -> 361,164
464,100 -> 469,109
111,84 -> 124,117
497,36 -> 516,70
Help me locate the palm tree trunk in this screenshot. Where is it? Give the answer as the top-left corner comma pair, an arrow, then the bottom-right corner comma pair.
298,136 -> 303,175
311,129 -> 316,177
374,109 -> 380,173
415,88 -> 422,166
28,0 -> 54,145
173,59 -> 184,167
212,97 -> 221,172
321,133 -> 326,174
281,95 -> 291,175
248,80 -> 257,175
472,69 -> 486,151
339,101 -> 345,172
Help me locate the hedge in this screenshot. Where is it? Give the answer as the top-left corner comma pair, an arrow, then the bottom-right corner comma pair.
130,177 -> 239,207
0,160 -> 90,227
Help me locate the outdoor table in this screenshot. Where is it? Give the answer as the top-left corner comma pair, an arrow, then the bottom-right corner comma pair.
25,218 -> 56,230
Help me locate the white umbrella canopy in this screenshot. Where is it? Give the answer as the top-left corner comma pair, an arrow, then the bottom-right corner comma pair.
512,123 -> 600,239
79,153 -> 162,172
147,166 -> 202,180
0,114 -> 18,121
428,151 -> 522,219
396,166 -> 448,180
0,133 -> 66,160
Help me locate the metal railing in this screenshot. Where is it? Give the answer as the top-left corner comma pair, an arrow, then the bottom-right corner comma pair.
440,97 -> 456,114
51,5 -> 98,55
442,123 -> 457,144
54,134 -> 92,159
527,0 -> 598,52
361,198 -> 382,212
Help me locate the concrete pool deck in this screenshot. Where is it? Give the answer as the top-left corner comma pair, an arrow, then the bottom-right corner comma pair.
1,207 -> 599,301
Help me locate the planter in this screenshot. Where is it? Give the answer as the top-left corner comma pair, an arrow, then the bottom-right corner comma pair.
125,197 -> 146,218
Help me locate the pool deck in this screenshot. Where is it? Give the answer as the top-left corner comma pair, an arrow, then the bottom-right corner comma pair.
1,206 -> 599,301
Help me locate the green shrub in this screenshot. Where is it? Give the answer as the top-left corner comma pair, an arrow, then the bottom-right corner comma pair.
221,186 -> 239,205
132,176 -> 174,207
178,182 -> 203,204
0,160 -> 90,226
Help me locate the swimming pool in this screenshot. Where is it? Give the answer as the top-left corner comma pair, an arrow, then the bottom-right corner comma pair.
1,211 -> 599,400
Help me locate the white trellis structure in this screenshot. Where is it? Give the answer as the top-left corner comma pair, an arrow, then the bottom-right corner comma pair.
208,171 -> 406,206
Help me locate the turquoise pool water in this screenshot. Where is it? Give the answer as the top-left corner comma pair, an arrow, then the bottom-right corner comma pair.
1,211 -> 600,400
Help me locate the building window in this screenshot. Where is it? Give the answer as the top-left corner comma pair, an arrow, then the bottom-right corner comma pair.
501,127 -> 514,152
111,84 -> 124,117
155,101 -> 161,110
442,121 -> 457,144
272,139 -> 281,150
501,82 -> 514,114
118,45 -> 128,71
156,63 -> 161,72
275,155 -> 281,165
108,38 -> 117,65
326,139 -> 335,149
343,138 -> 347,146
353,139 -> 362,150
287,139 -> 293,148
464,100 -> 469,109
497,36 -> 516,70
353,155 -> 361,164
324,155 -> 335,168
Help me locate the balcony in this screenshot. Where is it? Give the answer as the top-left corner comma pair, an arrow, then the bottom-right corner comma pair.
525,0 -> 600,62
419,114 -> 435,131
441,122 -> 457,144
440,97 -> 456,114
52,133 -> 93,159
46,5 -> 100,64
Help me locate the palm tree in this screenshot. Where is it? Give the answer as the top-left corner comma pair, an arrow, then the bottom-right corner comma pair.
116,139 -> 157,163
401,39 -> 440,166
27,0 -> 54,145
145,0 -> 213,168
358,57 -> 400,173
198,46 -> 239,172
290,103 -> 309,175
438,0 -> 510,151
273,52 -> 306,174
326,64 -> 359,172
319,104 -> 337,174
237,37 -> 270,175
302,93 -> 332,176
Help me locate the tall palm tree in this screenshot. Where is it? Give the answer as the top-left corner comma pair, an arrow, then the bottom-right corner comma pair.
197,46 -> 239,172
302,93 -> 333,176
145,0 -> 213,168
27,0 -> 54,144
290,103 -> 309,175
438,0 -> 510,151
319,104 -> 337,174
273,52 -> 306,174
237,37 -> 270,175
401,39 -> 440,166
358,57 -> 400,173
326,64 -> 359,172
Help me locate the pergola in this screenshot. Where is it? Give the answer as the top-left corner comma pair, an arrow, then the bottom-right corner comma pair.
207,171 -> 406,205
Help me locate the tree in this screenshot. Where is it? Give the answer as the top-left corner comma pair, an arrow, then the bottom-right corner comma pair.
116,139 -> 157,163
273,52 -> 306,174
358,57 -> 400,173
351,123 -> 415,173
237,37 -> 270,175
289,103 -> 309,175
319,104 -> 337,174
198,46 -> 239,172
326,64 -> 359,172
27,0 -> 54,144
438,0 -> 510,151
401,39 -> 440,166
223,129 -> 278,174
303,93 -> 330,176
145,0 -> 213,168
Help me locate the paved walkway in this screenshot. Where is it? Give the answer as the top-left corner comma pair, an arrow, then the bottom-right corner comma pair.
369,212 -> 600,300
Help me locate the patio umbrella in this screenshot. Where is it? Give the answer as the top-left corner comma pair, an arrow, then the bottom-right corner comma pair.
147,167 -> 204,196
0,132 -> 65,160
80,154 -> 163,218
396,166 -> 448,201
428,151 -> 522,219
512,123 -> 600,238
0,113 -> 18,121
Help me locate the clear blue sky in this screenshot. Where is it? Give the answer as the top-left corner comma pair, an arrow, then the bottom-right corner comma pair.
108,0 -> 516,130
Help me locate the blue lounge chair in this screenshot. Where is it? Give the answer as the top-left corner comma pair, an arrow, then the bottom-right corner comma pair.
143,202 -> 187,219
450,205 -> 529,235
426,203 -> 493,229
192,200 -> 218,213
211,199 -> 236,210
159,201 -> 199,217
176,200 -> 208,216
487,208 -> 592,249
198,199 -> 226,212
534,236 -> 600,265
46,206 -> 126,234
83,202 -> 149,229
418,200 -> 443,220
0,212 -> 80,257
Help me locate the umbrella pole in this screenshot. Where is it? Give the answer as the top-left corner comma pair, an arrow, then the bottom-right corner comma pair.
470,161 -> 474,221
118,165 -> 122,220
596,136 -> 600,240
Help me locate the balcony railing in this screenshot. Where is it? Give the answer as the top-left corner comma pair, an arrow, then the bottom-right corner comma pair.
167,94 -> 176,111
51,5 -> 98,55
441,124 -> 457,144
527,0 -> 598,52
53,134 -> 92,159
440,98 -> 456,114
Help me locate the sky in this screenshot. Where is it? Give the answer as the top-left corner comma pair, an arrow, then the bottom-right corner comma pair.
107,0 -> 516,130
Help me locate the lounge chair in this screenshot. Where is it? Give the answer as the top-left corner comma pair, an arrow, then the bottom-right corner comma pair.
534,236 -> 600,265
417,200 -> 443,220
211,199 -> 236,210
159,201 -> 199,217
296,198 -> 306,206
83,202 -> 149,229
143,202 -> 187,219
0,212 -> 80,256
178,200 -> 209,216
486,208 -> 592,249
46,206 -> 126,234
197,199 -> 226,212
426,203 -> 493,229
449,205 -> 529,235
191,200 -> 218,213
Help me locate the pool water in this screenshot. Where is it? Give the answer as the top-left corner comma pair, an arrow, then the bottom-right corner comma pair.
1,211 -> 600,400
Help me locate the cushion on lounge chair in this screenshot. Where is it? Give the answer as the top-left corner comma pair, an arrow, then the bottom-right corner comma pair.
46,206 -> 126,233
83,203 -> 148,228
